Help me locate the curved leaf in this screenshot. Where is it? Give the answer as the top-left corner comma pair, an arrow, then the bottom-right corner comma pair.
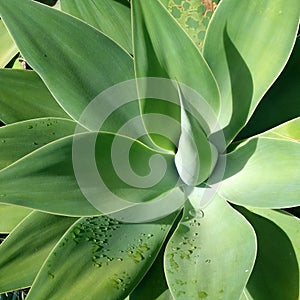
26,213 -> 178,299
203,0 -> 300,143
132,0 -> 220,133
60,0 -> 132,53
219,133 -> 300,208
240,208 -> 300,300
0,20 -> 18,67
0,0 -> 134,121
237,37 -> 300,139
175,89 -> 218,186
0,131 -> 179,216
0,118 -> 78,170
164,196 -> 257,300
0,70 -> 69,124
0,212 -> 76,293
0,204 -> 31,233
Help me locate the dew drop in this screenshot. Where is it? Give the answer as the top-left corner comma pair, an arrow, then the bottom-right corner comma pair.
27,125 -> 33,129
245,269 -> 249,273
189,209 -> 204,219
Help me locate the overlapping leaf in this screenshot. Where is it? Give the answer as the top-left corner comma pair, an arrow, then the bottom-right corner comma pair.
60,0 -> 132,53
0,70 -> 69,124
26,213 -> 178,299
0,0 -> 134,122
218,118 -> 300,208
164,196 -> 256,299
204,0 -> 300,144
0,212 -> 76,293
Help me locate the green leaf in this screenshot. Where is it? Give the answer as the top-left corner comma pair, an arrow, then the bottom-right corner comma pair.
60,0 -> 132,53
164,196 -> 256,300
0,204 -> 31,233
175,89 -> 218,186
26,213 -> 177,299
219,132 -> 300,208
0,70 -> 69,124
203,0 -> 300,143
239,208 -> 300,300
0,212 -> 76,293
0,131 -> 179,216
0,0 -> 134,121
0,20 -> 18,67
237,37 -> 300,139
132,0 -> 220,126
0,118 -> 78,170
130,238 -> 175,300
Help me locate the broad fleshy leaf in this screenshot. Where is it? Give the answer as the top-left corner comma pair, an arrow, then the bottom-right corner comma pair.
0,20 -> 18,67
0,204 -> 31,233
0,0 -> 134,122
0,132 -> 179,216
240,208 -> 300,300
164,196 -> 256,300
132,0 -> 220,140
0,118 -> 78,170
130,239 -> 175,300
237,37 -> 300,139
60,0 -> 132,53
0,70 -> 69,124
204,0 -> 300,143
26,213 -> 178,299
0,212 -> 76,293
219,119 -> 300,208
175,90 -> 218,186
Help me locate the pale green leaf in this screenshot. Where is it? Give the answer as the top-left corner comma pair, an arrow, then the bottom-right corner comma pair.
204,0 -> 300,143
237,37 -> 300,139
240,208 -> 300,300
132,0 -> 220,148
26,213 -> 178,299
175,89 -> 218,186
130,241 -> 175,300
0,212 -> 76,293
0,132 -> 179,216
60,0 -> 132,53
0,118 -> 78,170
219,134 -> 300,208
0,204 -> 31,233
164,196 -> 257,300
0,20 -> 18,67
0,70 -> 69,124
0,0 -> 134,122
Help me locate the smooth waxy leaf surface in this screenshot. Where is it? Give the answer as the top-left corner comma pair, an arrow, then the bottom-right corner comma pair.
0,70 -> 69,124
219,118 -> 300,208
60,0 -> 132,53
132,0 -> 220,136
26,213 -> 177,299
164,196 -> 256,300
0,0 -> 134,121
0,20 -> 18,67
240,208 -> 300,300
237,37 -> 300,139
0,212 -> 76,292
0,118 -> 78,170
130,240 -> 174,300
204,0 -> 300,143
175,90 -> 218,186
0,204 -> 31,233
0,131 -> 179,216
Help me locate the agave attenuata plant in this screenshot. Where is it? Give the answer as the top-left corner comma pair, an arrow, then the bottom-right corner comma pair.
0,0 -> 299,299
